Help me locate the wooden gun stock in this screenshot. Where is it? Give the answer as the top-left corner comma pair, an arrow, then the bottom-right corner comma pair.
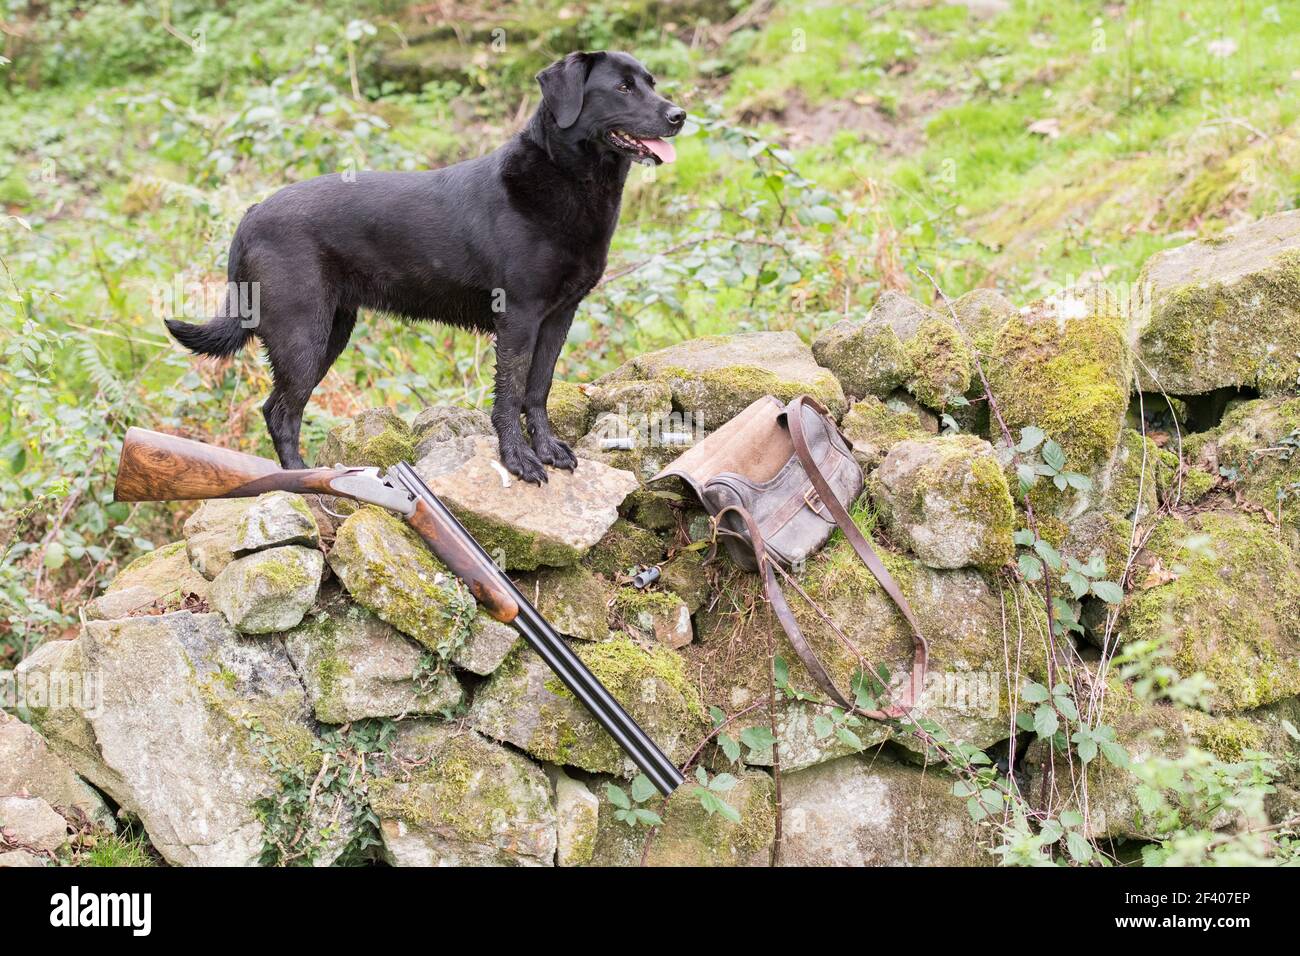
112,427 -> 519,624
114,427 -> 340,502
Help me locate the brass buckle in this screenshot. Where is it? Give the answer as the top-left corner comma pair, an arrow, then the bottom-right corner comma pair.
803,487 -> 829,519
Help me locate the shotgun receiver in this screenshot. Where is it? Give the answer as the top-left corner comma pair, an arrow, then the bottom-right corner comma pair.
114,427 -> 684,796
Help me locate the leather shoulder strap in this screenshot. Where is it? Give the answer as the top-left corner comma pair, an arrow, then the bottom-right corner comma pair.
784,395 -> 930,717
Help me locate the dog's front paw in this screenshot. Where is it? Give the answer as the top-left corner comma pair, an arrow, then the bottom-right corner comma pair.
501,443 -> 549,485
533,435 -> 578,471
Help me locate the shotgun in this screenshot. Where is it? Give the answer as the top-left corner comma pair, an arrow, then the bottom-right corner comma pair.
113,427 -> 684,796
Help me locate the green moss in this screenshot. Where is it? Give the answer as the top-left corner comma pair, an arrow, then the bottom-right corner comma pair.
1120,512 -> 1300,712
582,518 -> 664,577
659,548 -> 710,612
316,408 -> 415,468
812,321 -> 909,398
965,453 -> 1017,570
588,378 -> 673,418
589,769 -> 775,867
454,506 -> 582,571
313,626 -> 352,719
989,298 -> 1130,471
1139,249 -> 1300,395
871,434 -> 1015,572
840,394 -> 932,466
903,319 -> 972,409
253,548 -> 315,591
664,362 -> 845,421
546,635 -> 707,722
328,506 -> 475,653
1190,714 -> 1266,762
545,380 -> 592,445
367,727 -> 552,867
114,540 -> 187,580
1106,429 -> 1176,517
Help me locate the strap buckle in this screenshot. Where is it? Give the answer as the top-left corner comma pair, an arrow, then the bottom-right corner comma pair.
803,486 -> 829,520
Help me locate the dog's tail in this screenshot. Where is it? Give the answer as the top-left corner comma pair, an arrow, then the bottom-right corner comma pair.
165,223 -> 257,358
165,313 -> 254,358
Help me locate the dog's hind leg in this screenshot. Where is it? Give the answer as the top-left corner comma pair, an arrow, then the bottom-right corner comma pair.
262,299 -> 349,469
490,303 -> 548,484
522,304 -> 579,471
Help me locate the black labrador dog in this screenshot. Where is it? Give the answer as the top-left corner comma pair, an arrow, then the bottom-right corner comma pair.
166,51 -> 684,483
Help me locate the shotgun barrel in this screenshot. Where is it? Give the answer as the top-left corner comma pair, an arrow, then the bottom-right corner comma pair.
387,462 -> 685,796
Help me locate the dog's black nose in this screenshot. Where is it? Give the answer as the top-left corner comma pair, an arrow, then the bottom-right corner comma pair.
666,107 -> 686,128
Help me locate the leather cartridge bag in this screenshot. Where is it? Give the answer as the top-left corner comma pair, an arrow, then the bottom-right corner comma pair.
653,395 -> 929,719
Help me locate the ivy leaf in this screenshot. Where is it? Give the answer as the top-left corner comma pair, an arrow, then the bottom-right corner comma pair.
1074,734 -> 1098,764
1100,741 -> 1130,769
1063,569 -> 1090,599
1055,694 -> 1079,722
835,725 -> 863,750
1066,472 -> 1093,491
1090,580 -> 1125,604
739,725 -> 777,757
1033,539 -> 1063,571
1018,553 -> 1044,582
709,773 -> 739,793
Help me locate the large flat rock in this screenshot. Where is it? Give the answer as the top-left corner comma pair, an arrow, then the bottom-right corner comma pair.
414,435 -> 638,570
1136,209 -> 1300,395
600,330 -> 846,425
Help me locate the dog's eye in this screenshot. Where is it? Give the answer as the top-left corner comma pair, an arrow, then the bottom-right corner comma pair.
617,82 -> 631,93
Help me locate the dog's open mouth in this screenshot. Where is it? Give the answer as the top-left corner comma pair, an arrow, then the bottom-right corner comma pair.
606,129 -> 677,165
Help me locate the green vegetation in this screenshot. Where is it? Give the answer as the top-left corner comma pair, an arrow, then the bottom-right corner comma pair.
3,0 -> 1300,868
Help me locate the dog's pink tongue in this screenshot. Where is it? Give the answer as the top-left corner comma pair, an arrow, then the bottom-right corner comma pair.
640,138 -> 676,163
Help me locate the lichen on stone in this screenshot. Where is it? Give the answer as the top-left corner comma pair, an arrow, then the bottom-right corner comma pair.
987,293 -> 1131,473
903,318 -> 973,409
328,506 -> 476,655
1119,511 -> 1300,712
544,380 -> 592,445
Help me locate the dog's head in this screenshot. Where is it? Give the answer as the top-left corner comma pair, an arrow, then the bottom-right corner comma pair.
536,51 -> 686,165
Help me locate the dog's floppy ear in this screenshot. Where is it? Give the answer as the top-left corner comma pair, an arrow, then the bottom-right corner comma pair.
537,52 -> 593,129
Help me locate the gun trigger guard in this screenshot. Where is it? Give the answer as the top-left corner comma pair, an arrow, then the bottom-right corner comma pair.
326,467 -> 417,517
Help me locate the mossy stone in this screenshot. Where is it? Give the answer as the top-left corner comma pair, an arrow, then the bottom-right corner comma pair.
587,768 -> 775,866
987,291 -> 1131,476
327,506 -> 476,655
1118,511 -> 1300,712
545,380 -> 592,445
315,407 -> 415,468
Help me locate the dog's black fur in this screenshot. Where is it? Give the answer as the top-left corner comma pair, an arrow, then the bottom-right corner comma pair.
167,51 -> 684,483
